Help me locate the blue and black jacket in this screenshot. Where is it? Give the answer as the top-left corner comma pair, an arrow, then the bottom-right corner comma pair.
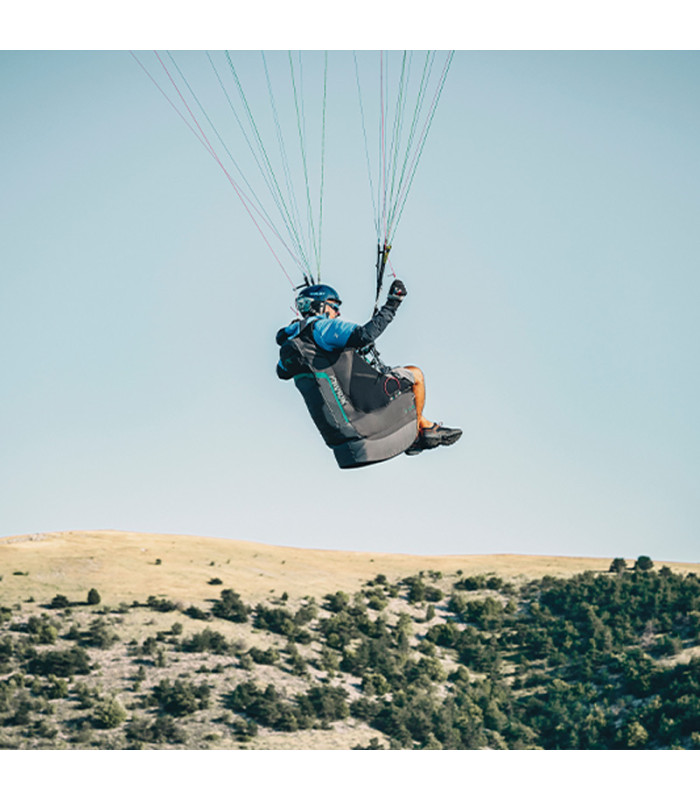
275,298 -> 400,378
274,298 -> 417,469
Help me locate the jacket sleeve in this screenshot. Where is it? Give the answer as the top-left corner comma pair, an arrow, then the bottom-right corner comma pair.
276,362 -> 293,380
345,299 -> 401,349
275,325 -> 294,379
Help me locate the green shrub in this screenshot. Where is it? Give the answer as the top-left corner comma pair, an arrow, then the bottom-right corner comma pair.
254,604 -> 296,636
49,595 -> 70,609
181,628 -> 231,655
323,591 -> 350,613
454,575 -> 487,591
150,679 -> 211,716
146,596 -> 179,612
91,696 -> 127,729
83,619 -> 119,649
232,717 -> 258,741
248,647 -> 279,665
297,685 -> 348,721
225,681 -> 309,731
87,588 -> 101,605
26,616 -> 58,644
127,714 -> 187,744
37,675 -> 69,700
211,589 -> 249,623
293,602 -> 318,626
26,646 -> 91,677
184,605 -> 210,620
635,555 -> 654,572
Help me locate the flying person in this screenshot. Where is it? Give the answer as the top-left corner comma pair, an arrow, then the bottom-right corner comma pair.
276,279 -> 462,468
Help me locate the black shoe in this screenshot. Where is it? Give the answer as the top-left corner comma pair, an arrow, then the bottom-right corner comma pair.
405,438 -> 425,456
420,423 -> 462,448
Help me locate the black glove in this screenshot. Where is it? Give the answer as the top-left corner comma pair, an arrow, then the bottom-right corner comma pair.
387,278 -> 407,303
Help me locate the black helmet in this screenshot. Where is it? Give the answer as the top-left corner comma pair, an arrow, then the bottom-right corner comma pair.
295,283 -> 342,317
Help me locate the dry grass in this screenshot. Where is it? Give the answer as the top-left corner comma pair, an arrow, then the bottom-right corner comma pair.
2,529 -> 698,610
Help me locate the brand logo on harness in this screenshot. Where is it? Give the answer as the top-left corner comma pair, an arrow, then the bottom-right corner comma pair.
327,374 -> 349,408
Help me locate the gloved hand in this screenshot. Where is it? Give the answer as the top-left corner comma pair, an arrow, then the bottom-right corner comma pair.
387,278 -> 407,303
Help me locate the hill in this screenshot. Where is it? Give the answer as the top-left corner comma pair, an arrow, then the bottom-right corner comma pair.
1,530 -> 699,750
4,529 -> 695,608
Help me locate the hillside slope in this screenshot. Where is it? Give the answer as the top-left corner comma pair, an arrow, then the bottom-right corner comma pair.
2,531 -> 699,750
3,530 -> 697,608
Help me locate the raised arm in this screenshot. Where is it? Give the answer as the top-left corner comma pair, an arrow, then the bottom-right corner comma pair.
345,279 -> 407,349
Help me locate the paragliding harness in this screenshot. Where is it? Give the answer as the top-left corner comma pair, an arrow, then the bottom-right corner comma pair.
277,300 -> 418,469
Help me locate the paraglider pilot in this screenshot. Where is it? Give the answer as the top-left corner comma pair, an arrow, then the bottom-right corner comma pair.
276,279 -> 462,467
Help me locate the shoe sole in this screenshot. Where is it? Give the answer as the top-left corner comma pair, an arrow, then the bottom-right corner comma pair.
422,430 -> 462,448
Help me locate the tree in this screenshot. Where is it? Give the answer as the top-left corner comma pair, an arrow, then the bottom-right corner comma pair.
609,558 -> 627,574
211,589 -> 249,622
151,679 -> 211,716
87,588 -> 101,605
27,646 -> 91,677
635,555 -> 654,572
49,594 -> 70,609
323,591 -> 350,612
91,696 -> 127,729
624,721 -> 649,748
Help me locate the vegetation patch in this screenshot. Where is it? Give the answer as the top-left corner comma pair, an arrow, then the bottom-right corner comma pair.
1,555 -> 700,749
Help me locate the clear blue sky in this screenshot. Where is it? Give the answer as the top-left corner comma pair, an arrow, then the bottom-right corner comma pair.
2,49 -> 699,563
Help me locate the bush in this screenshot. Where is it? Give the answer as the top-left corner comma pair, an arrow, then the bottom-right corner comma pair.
184,605 -> 210,621
127,714 -> 187,744
26,646 -> 91,677
297,685 -> 349,721
87,588 -> 101,605
36,675 -> 69,700
366,591 -> 389,611
225,681 -> 309,731
249,647 -> 279,665
181,628 -> 232,655
323,591 -> 350,613
146,596 -> 179,612
293,602 -> 317,626
425,586 -> 444,603
232,717 -> 258,742
211,589 -> 249,623
26,616 -> 58,644
609,558 -> 627,574
49,595 -> 70,609
83,619 -> 119,649
635,556 -> 654,572
91,696 -> 127,729
150,679 -> 211,716
254,604 -> 296,636
403,577 -> 426,604
454,575 -> 487,591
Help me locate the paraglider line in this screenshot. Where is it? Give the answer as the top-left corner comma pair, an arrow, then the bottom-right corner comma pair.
141,51 -> 298,288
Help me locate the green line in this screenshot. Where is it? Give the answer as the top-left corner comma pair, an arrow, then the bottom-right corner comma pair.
289,52 -> 320,278
317,51 -> 328,283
